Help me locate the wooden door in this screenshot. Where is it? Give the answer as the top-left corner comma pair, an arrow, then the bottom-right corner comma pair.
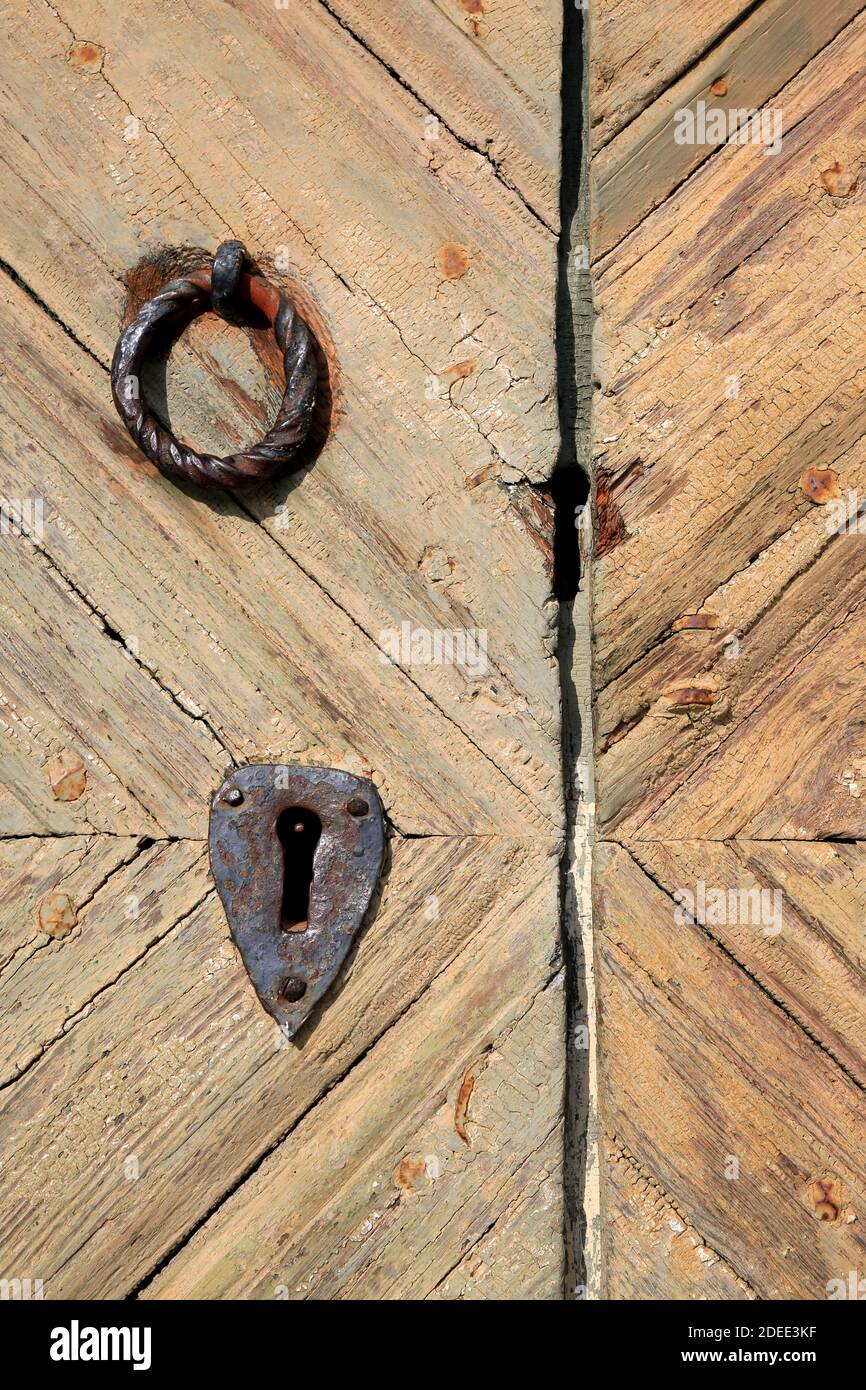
0,0 -> 565,1298
591,0 -> 866,1298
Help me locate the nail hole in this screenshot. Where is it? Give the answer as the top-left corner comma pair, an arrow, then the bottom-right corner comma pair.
347,797 -> 369,816
278,975 -> 307,1004
276,807 -> 321,932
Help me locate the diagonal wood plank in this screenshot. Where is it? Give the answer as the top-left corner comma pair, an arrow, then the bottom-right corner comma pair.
0,840 -> 210,1088
592,12 -> 866,845
596,842 -> 866,1300
0,524 -> 227,839
630,839 -> 866,1087
590,0 -> 758,152
592,0 -> 863,257
0,834 -> 141,972
625,588 -> 866,841
593,11 -> 866,690
603,1133 -> 756,1300
0,0 -> 563,831
430,1125 -> 563,1299
597,538 -> 866,839
0,835 -> 559,1296
0,278 -> 555,836
141,872 -> 561,1299
313,0 -> 561,228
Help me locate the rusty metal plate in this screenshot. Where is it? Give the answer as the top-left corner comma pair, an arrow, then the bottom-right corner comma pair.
209,765 -> 385,1038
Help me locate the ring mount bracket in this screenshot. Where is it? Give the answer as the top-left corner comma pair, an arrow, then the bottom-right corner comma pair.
210,238 -> 247,323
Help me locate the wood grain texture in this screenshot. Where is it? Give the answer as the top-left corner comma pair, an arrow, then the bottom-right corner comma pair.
590,0 -> 754,152
603,1135 -> 755,1301
0,0 -> 564,1301
591,2 -> 866,1299
0,837 -> 558,1297
315,0 -> 561,227
431,1128 -> 563,1299
142,862 -> 561,1300
0,525 -> 227,839
592,0 -> 862,256
631,840 -> 866,1088
596,843 -> 866,1300
598,538 -> 866,840
0,836 -> 138,972
0,0 -> 563,835
593,10 -> 866,837
0,840 -> 209,1088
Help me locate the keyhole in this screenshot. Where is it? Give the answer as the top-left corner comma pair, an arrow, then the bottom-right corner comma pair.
277,808 -> 321,932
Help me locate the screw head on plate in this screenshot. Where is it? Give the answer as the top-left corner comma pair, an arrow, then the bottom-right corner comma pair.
279,976 -> 307,1004
222,787 -> 244,807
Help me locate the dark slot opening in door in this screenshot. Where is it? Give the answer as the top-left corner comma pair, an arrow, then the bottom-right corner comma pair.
277,807 -> 322,932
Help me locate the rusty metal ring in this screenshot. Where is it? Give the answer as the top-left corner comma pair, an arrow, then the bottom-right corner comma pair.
110,241 -> 317,489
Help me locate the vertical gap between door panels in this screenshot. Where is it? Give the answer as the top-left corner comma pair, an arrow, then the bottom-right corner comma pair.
552,0 -> 597,1301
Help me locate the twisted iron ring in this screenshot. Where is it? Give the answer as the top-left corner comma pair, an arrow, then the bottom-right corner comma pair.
110,241 -> 317,489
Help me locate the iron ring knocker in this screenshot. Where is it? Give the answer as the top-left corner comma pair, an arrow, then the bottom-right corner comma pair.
110,240 -> 318,489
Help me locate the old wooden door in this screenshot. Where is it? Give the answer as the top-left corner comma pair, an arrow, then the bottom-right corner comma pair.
591,0 -> 866,1299
0,0 -> 566,1298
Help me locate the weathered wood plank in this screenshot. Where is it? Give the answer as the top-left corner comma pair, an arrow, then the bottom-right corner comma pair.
141,877 -> 560,1299
631,840 -> 866,1087
0,836 -> 558,1296
603,1134 -> 755,1300
597,538 -> 866,839
0,835 -> 139,971
0,278 -> 555,836
623,594 -> 866,841
0,524 -> 227,839
430,1128 -> 563,1299
593,11 -> 866,687
592,0 -> 862,256
590,0 -> 754,152
0,0 -> 562,832
596,843 -> 866,1299
593,13 -> 866,835
314,0 -> 561,227
0,840 -> 209,1087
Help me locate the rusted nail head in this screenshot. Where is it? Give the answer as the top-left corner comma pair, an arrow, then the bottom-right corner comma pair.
800,467 -> 841,504
222,787 -> 244,806
38,892 -> 78,939
673,613 -> 718,631
46,749 -> 87,802
662,686 -> 717,709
